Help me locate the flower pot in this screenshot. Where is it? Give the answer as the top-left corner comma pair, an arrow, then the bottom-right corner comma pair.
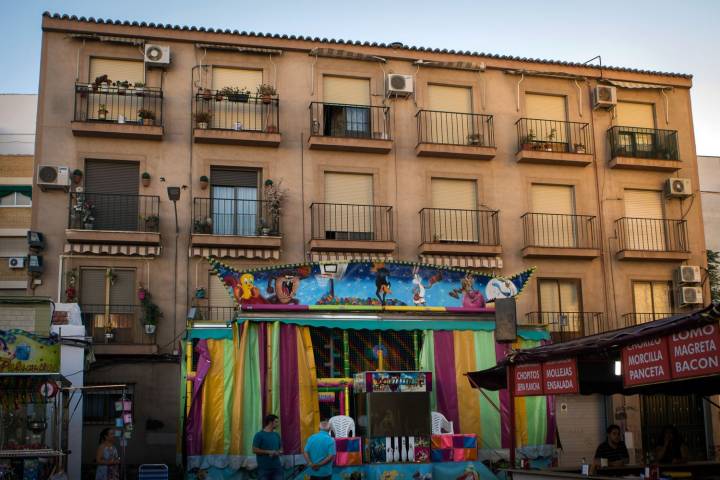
197,122 -> 209,129
142,119 -> 153,126
83,223 -> 94,230
200,180 -> 208,190
575,146 -> 586,154
142,178 -> 151,187
117,88 -> 127,95
228,93 -> 249,103
265,125 -> 278,134
135,87 -> 144,96
215,94 -> 224,102
261,227 -> 271,236
100,84 -> 110,93
98,112 -> 108,121
104,331 -> 114,341
522,143 -> 533,151
261,94 -> 272,104
144,324 -> 156,335
233,122 -> 244,131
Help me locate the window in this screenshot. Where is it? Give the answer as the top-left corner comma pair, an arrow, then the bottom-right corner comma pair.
210,168 -> 260,236
430,178 -> 478,242
88,58 -> 144,121
0,192 -> 31,206
89,58 -> 144,84
84,160 -> 140,231
323,76 -> 371,138
83,385 -> 134,424
324,172 -> 374,240
212,67 -> 262,91
530,184 -> 576,247
538,278 -> 582,332
623,189 -> 666,250
525,93 -> 568,144
632,281 -> 673,322
80,268 -> 136,343
615,102 -> 656,156
426,85 -> 473,144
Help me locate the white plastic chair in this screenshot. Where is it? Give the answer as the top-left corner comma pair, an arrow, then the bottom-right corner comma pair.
328,415 -> 356,438
431,411 -> 454,434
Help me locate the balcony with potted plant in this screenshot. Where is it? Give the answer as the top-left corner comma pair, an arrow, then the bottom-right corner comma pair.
607,126 -> 681,171
71,78 -> 164,140
80,303 -> 157,355
308,102 -> 392,153
189,179 -> 284,259
515,118 -> 593,166
192,85 -> 281,147
415,111 -> 497,159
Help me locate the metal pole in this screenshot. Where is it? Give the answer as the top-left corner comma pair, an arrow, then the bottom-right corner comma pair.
507,365 -> 516,468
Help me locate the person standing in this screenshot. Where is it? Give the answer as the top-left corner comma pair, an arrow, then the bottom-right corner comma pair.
253,414 -> 283,480
303,421 -> 337,480
95,428 -> 120,480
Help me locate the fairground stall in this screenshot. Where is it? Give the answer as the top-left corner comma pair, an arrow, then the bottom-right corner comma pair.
467,304 -> 720,480
0,329 -> 70,480
182,259 -> 559,480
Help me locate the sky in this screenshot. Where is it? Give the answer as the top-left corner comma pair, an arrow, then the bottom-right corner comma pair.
2,0 -> 718,155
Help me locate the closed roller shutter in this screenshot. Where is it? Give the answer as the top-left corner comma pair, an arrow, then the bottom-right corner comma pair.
324,173 -> 373,238
323,77 -> 370,105
427,85 -> 472,113
210,168 -> 259,188
530,184 -> 576,247
212,68 -> 262,90
623,189 -> 665,250
616,102 -> 655,128
209,272 -> 235,310
89,58 -> 144,84
0,238 -> 27,257
526,94 -> 567,144
80,269 -> 106,307
427,85 -> 473,144
85,160 -> 140,231
431,178 -> 477,241
556,395 -> 605,467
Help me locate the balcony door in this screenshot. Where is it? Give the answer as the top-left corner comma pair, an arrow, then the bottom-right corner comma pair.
530,184 -> 576,247
623,189 -> 666,250
210,168 -> 260,236
88,58 -> 144,122
426,85 -> 472,144
525,93 -> 568,147
632,280 -> 672,323
211,67 -> 263,130
430,178 -> 478,242
615,102 -> 656,157
80,268 -> 136,343
323,76 -> 371,138
85,160 -> 139,231
538,278 -> 582,333
324,172 -> 374,240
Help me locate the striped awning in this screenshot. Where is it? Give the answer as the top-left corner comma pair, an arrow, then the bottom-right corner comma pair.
190,247 -> 280,260
69,34 -> 145,46
64,243 -> 161,256
419,254 -> 502,269
309,251 -> 394,262
309,47 -> 386,63
195,43 -> 283,55
604,80 -> 673,90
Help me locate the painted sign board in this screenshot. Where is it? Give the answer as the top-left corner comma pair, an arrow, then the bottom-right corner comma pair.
513,364 -> 543,396
542,358 -> 579,395
354,371 -> 432,393
621,337 -> 672,387
0,329 -> 60,374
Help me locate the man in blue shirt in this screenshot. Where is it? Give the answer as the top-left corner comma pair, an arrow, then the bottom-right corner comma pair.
253,414 -> 283,480
303,421 -> 336,480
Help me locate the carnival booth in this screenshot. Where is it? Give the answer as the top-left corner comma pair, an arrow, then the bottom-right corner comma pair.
0,329 -> 70,480
183,260 -> 556,480
467,304 -> 720,480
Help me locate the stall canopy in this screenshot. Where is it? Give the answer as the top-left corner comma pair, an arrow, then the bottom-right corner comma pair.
467,304 -> 720,396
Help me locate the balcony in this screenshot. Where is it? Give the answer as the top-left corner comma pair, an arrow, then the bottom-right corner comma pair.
190,198 -> 281,259
608,126 -> 681,171
418,208 -> 501,256
309,203 -> 395,254
65,192 -> 161,256
71,83 -> 163,140
192,90 -> 280,147
521,213 -> 600,258
615,217 -> 690,261
622,312 -> 676,327
515,118 -> 593,166
80,304 -> 157,355
308,102 -> 392,153
522,312 -> 605,342
192,306 -> 237,323
415,111 -> 496,159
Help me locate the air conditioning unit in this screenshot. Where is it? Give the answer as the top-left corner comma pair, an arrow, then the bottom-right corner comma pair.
144,44 -> 171,65
664,178 -> 692,198
679,286 -> 703,306
8,257 -> 25,269
386,74 -> 414,96
675,265 -> 701,284
37,165 -> 69,191
592,85 -> 617,110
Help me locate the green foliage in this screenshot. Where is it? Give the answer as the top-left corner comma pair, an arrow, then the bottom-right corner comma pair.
708,250 -> 720,303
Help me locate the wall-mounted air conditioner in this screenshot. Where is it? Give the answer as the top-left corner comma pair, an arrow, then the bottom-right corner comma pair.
8,257 -> 25,269
664,178 -> 692,198
679,286 -> 703,306
592,85 -> 617,110
675,265 -> 701,284
37,165 -> 69,191
144,44 -> 171,65
386,74 -> 414,97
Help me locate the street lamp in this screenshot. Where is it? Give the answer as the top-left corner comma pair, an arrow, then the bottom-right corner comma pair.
167,186 -> 181,354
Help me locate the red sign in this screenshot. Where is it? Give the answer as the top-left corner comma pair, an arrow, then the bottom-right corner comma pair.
622,337 -> 672,387
513,363 -> 543,396
542,358 -> 579,394
669,323 -> 720,379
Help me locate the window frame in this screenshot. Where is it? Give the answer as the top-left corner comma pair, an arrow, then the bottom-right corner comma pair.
631,280 -> 674,315
0,191 -> 32,207
82,384 -> 135,425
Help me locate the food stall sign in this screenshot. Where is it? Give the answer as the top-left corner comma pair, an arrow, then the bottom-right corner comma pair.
0,329 -> 60,374
542,358 -> 579,395
669,323 -> 720,379
621,337 -> 672,387
513,363 -> 543,396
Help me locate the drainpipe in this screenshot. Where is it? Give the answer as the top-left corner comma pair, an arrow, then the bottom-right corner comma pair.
516,74 -> 525,112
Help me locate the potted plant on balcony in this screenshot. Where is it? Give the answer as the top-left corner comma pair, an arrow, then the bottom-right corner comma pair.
138,109 -> 156,126
199,175 -> 209,190
97,104 -> 109,121
256,84 -> 277,104
79,201 -> 95,229
257,219 -> 271,236
221,86 -> 250,103
263,179 -> 286,235
197,87 -> 213,101
194,287 -> 207,300
134,82 -> 145,96
193,217 -> 213,234
72,169 -> 83,185
467,133 -> 484,146
141,171 -> 151,187
522,129 -> 536,150
115,80 -> 129,95
93,75 -> 110,92
142,214 -> 160,231
140,289 -> 162,335
574,143 -> 586,154
194,111 -> 212,129
264,124 -> 278,134
544,128 -> 557,152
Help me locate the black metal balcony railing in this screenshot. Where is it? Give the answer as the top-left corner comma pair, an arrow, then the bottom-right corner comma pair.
193,198 -> 278,236
69,192 -> 160,232
522,213 -> 599,249
419,208 -> 500,246
310,203 -> 393,241
616,218 -> 689,252
608,126 -> 679,160
416,110 -> 495,147
623,312 -> 676,327
192,306 -> 237,323
193,91 -> 279,133
309,102 -> 391,140
516,118 -> 593,154
73,83 -> 163,125
80,304 -> 153,345
523,312 -> 605,340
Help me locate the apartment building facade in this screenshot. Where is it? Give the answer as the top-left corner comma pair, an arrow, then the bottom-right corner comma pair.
33,13 -> 710,469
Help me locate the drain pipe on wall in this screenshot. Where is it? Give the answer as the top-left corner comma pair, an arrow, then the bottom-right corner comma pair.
515,73 -> 524,112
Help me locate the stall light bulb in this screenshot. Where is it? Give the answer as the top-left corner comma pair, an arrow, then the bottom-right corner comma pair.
614,360 -> 622,376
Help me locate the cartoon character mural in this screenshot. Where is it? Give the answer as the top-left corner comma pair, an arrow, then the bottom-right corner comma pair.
208,258 -> 534,311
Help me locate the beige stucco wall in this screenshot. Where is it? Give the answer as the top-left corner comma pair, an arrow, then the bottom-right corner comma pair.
33,16 -> 710,468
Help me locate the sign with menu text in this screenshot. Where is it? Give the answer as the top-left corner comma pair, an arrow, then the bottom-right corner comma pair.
621,337 -> 672,387
669,323 -> 720,379
542,358 -> 579,394
513,363 -> 543,396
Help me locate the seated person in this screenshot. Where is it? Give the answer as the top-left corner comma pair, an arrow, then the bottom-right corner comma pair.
654,426 -> 689,464
594,424 -> 630,468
